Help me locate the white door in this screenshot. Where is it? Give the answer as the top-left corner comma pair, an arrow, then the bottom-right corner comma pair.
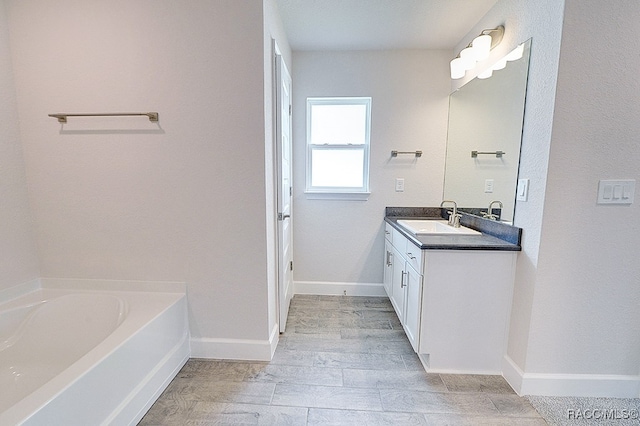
276,51 -> 293,332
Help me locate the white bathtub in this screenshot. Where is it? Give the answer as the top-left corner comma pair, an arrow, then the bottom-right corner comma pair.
0,280 -> 190,425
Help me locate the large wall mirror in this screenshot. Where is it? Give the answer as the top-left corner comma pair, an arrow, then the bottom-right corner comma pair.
443,39 -> 532,223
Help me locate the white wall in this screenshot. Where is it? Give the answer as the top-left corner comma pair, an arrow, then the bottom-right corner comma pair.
455,0 -> 566,375
291,50 -> 450,291
528,0 -> 640,376
0,1 -> 39,291
263,0 -> 292,341
464,0 -> 640,396
5,0 -> 277,355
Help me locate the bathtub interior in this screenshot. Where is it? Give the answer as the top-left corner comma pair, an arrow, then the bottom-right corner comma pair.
0,301 -> 44,349
0,292 -> 128,412
0,280 -> 189,425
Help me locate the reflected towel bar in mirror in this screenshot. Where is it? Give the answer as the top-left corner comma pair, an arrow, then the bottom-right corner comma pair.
391,150 -> 422,158
48,112 -> 159,123
471,150 -> 505,158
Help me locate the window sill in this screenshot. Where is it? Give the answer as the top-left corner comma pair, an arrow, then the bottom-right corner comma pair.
304,191 -> 370,201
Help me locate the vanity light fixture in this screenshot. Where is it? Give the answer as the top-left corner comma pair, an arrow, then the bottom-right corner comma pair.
477,42 -> 525,80
505,43 -> 524,61
477,68 -> 493,79
450,25 -> 504,80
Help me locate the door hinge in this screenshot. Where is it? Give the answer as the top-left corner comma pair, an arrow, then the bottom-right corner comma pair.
289,260 -> 294,271
289,186 -> 292,196
289,104 -> 292,116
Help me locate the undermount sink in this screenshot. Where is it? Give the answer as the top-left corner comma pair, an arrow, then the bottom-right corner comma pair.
397,219 -> 481,236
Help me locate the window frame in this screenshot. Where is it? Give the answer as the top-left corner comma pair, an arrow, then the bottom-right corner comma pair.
305,97 -> 372,200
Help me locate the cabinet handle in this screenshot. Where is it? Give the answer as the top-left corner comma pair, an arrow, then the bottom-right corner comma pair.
386,251 -> 392,266
401,271 -> 407,288
407,252 -> 416,260
385,230 -> 390,235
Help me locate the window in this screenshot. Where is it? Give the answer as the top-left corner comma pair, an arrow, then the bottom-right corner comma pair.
306,97 -> 371,199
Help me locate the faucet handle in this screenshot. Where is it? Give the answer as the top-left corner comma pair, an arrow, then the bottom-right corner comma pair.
451,213 -> 462,228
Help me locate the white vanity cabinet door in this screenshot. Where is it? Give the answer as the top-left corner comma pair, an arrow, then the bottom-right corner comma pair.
389,244 -> 405,320
403,261 -> 422,352
383,240 -> 393,298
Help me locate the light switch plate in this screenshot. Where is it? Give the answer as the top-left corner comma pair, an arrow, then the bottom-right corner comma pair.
395,178 -> 405,192
516,178 -> 529,201
597,179 -> 635,204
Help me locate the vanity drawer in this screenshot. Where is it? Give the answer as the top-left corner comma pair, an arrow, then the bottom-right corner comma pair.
390,225 -> 423,270
405,243 -> 423,271
391,228 -> 405,251
385,222 -> 394,243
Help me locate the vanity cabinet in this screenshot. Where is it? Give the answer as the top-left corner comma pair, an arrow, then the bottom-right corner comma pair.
383,225 -> 423,352
383,221 -> 517,373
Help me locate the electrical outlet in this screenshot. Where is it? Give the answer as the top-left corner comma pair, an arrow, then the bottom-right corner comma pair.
395,178 -> 405,192
484,179 -> 494,193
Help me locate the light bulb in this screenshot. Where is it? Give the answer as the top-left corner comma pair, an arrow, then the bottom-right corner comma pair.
450,58 -> 465,79
505,43 -> 524,61
478,68 -> 493,79
472,34 -> 491,61
459,47 -> 476,70
492,59 -> 507,71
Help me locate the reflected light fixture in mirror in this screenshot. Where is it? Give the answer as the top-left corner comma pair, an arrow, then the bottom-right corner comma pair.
478,43 -> 525,80
450,26 -> 504,80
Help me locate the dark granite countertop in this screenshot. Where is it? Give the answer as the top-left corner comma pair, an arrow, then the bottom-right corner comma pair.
385,207 -> 522,251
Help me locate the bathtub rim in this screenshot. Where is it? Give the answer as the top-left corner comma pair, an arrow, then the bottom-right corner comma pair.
0,277 -> 186,305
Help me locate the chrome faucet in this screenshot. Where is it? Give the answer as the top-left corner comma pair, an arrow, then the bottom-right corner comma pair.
440,200 -> 461,228
483,200 -> 503,221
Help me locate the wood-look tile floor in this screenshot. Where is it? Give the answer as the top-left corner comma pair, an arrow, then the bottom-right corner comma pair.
139,295 -> 546,425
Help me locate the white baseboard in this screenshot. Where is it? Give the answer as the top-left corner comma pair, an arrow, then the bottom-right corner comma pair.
502,355 -> 525,394
269,323 -> 280,359
294,281 -> 386,297
191,323 -> 280,362
503,355 -> 640,398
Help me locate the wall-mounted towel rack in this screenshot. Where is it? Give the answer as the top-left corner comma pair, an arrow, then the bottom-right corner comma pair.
471,150 -> 505,158
391,150 -> 422,158
48,112 -> 159,123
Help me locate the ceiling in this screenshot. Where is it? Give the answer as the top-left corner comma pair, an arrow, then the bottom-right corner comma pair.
276,0 -> 499,51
